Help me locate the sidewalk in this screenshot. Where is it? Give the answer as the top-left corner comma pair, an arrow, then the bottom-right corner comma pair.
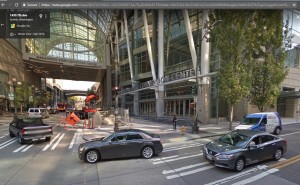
81,117 -> 300,144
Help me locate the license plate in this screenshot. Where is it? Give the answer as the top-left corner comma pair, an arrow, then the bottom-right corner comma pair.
207,154 -> 212,160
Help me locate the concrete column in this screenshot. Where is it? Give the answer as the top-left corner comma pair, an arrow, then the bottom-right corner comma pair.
105,43 -> 112,108
156,9 -> 165,117
142,10 -> 156,81
199,10 -> 210,125
123,10 -> 134,81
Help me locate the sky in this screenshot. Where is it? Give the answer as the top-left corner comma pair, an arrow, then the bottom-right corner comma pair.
61,80 -> 95,91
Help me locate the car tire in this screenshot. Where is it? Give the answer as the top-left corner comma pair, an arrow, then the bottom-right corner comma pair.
45,137 -> 51,142
9,130 -> 15,137
273,127 -> 281,135
85,150 -> 100,163
142,146 -> 154,159
17,133 -> 25,145
273,149 -> 283,161
234,157 -> 245,172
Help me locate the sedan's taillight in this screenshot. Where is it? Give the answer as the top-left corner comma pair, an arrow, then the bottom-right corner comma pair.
21,128 -> 25,135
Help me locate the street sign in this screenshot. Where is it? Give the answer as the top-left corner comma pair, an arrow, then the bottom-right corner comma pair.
65,113 -> 80,126
8,93 -> 14,100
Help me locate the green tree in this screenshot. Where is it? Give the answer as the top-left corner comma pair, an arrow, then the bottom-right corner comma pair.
209,10 -> 253,130
248,10 -> 288,112
16,84 -> 30,113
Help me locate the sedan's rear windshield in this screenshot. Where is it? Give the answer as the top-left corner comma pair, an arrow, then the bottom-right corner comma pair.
21,118 -> 43,124
219,131 -> 250,147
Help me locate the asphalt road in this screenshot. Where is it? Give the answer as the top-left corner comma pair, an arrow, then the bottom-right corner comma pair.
0,115 -> 300,185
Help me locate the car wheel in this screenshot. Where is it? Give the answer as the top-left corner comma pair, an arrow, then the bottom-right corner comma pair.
234,158 -> 245,172
85,150 -> 100,163
142,146 -> 154,159
9,130 -> 15,137
18,133 -> 25,145
273,149 -> 282,161
45,137 -> 51,142
273,127 -> 281,135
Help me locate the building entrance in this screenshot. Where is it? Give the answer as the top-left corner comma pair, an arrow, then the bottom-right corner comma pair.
165,99 -> 194,117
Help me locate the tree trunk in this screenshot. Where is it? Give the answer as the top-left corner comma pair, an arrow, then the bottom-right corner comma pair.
229,105 -> 233,130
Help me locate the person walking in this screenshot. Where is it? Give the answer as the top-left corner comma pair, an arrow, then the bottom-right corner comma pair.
173,115 -> 177,130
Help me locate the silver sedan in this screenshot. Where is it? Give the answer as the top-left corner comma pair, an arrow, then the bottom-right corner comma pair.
78,129 -> 163,163
203,129 -> 287,172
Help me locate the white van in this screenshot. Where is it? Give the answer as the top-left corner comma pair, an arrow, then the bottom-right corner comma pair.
235,112 -> 282,135
28,108 -> 49,119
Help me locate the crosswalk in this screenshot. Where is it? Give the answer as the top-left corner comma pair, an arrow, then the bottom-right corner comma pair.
153,142 -> 285,185
0,130 -> 83,153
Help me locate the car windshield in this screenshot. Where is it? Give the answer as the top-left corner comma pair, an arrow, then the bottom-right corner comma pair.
219,131 -> 250,147
241,117 -> 261,125
102,133 -> 115,142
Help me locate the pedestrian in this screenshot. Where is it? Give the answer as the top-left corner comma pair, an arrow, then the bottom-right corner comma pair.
173,115 -> 177,130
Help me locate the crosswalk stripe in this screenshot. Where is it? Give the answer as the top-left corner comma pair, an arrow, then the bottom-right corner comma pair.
166,166 -> 214,179
69,132 -> 77,149
0,134 -> 9,139
22,144 -> 34,152
42,134 -> 61,151
0,138 -> 17,147
0,139 -> 17,149
153,153 -> 202,165
164,143 -> 201,150
152,155 -> 179,161
163,144 -> 203,152
162,162 -> 209,174
231,168 -> 279,185
51,133 -> 65,150
13,145 -> 27,153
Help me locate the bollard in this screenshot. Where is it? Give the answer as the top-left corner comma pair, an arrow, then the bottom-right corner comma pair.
180,126 -> 186,135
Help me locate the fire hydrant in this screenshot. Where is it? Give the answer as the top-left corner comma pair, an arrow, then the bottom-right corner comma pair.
180,126 -> 186,135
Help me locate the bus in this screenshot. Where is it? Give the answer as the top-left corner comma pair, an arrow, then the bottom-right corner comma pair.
57,102 -> 67,111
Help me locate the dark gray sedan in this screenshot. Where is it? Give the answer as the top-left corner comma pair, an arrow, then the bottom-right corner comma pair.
78,129 -> 163,163
203,130 -> 287,172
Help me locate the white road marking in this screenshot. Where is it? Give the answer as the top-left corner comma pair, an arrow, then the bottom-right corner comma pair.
0,134 -> 9,139
51,133 -> 65,150
152,155 -> 179,161
279,158 -> 286,161
68,132 -> 77,149
153,153 -> 202,165
231,168 -> 279,185
22,144 -> 34,152
162,162 -> 209,174
166,166 -> 214,179
0,139 -> 17,149
163,143 -> 201,149
281,131 -> 300,136
13,145 -> 27,153
42,134 -> 61,151
163,144 -> 203,152
204,166 -> 265,185
0,138 -> 17,147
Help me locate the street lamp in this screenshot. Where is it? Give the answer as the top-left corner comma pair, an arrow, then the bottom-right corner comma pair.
7,78 -> 22,115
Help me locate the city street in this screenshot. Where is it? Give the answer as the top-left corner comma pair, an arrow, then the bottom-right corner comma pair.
0,115 -> 300,185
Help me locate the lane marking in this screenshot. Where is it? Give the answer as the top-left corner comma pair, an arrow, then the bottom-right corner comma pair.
164,143 -> 202,150
0,138 -> 17,147
69,132 -> 77,149
153,153 -> 201,165
162,162 -> 209,174
163,144 -> 203,152
51,133 -> 65,150
152,155 -> 179,161
272,156 -> 300,169
204,167 -> 261,185
269,154 -> 300,169
0,134 -> 9,139
166,166 -> 214,179
231,168 -> 279,185
0,139 -> 17,149
13,145 -> 27,153
281,131 -> 300,137
22,144 -> 34,152
42,134 -> 61,151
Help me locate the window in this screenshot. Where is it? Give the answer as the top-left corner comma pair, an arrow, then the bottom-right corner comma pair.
261,135 -> 275,143
111,135 -> 126,142
126,134 -> 143,140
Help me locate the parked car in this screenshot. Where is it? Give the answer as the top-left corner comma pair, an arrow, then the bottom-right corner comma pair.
203,129 -> 287,172
78,129 -> 163,163
49,108 -> 59,114
9,115 -> 53,144
235,112 -> 282,135
28,108 -> 49,119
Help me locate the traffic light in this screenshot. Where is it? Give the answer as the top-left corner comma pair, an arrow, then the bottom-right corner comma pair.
191,85 -> 198,95
114,86 -> 119,95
